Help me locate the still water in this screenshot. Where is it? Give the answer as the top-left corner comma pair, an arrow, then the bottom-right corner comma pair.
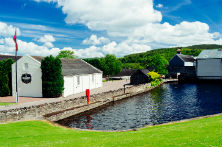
57,83 -> 222,130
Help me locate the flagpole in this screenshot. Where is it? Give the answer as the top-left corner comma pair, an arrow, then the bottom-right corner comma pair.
14,29 -> 18,103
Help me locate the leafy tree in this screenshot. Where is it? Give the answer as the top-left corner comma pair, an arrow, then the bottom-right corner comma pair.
148,71 -> 162,87
0,58 -> 14,96
41,56 -> 64,97
57,50 -> 76,59
100,54 -> 122,76
146,55 -> 168,75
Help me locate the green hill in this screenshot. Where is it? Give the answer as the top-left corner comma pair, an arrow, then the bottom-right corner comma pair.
120,44 -> 222,69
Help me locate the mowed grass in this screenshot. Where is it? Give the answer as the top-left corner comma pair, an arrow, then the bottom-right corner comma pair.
0,102 -> 14,106
0,114 -> 221,147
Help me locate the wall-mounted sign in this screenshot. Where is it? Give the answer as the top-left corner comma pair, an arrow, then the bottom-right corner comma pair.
21,73 -> 31,84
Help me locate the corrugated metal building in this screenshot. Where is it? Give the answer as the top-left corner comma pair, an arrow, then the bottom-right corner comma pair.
196,49 -> 222,80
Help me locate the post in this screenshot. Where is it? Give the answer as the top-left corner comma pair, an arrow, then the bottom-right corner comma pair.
124,84 -> 126,94
13,29 -> 18,103
86,89 -> 90,104
15,50 -> 18,103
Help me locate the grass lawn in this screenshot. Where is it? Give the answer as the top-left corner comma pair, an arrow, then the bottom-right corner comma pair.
0,114 -> 221,147
0,102 -> 14,106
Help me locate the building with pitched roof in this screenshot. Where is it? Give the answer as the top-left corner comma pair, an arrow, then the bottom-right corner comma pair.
167,50 -> 196,78
9,55 -> 102,97
130,69 -> 150,85
196,49 -> 222,80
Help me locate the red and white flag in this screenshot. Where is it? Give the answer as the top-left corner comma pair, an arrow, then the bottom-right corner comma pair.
13,30 -> 18,51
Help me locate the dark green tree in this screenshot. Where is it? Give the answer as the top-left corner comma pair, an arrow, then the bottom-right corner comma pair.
0,58 -> 14,96
147,55 -> 168,75
100,54 -> 122,76
41,56 -> 64,97
57,50 -> 76,59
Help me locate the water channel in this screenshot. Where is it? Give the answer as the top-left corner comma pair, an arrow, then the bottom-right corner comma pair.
57,82 -> 222,130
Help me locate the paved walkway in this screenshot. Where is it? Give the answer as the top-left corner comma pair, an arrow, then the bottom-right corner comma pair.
0,80 -> 131,104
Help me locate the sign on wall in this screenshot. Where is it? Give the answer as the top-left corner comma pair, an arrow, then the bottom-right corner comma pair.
21,73 -> 32,84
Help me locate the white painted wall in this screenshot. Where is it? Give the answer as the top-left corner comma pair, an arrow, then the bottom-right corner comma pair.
63,73 -> 102,97
197,59 -> 222,79
12,55 -> 42,97
184,62 -> 194,66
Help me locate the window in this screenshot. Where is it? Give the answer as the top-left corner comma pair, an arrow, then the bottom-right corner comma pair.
77,76 -> 80,85
24,63 -> 28,70
92,75 -> 94,83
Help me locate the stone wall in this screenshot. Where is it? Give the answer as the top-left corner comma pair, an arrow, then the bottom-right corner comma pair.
0,82 -> 169,123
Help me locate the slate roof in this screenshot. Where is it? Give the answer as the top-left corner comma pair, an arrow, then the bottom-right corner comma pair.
31,56 -> 102,76
139,69 -> 150,77
110,68 -> 136,77
0,54 -> 22,61
0,55 -> 102,76
177,54 -> 195,62
197,49 -> 222,59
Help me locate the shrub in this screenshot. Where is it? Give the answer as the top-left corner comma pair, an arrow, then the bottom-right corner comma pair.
148,71 -> 162,87
41,56 -> 64,98
0,58 -> 14,96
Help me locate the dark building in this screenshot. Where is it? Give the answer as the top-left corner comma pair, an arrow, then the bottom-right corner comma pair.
130,69 -> 150,85
167,50 -> 196,79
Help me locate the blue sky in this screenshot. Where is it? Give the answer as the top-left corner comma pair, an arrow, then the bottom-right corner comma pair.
0,0 -> 221,58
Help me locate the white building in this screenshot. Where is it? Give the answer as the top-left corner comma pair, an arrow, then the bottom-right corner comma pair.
12,55 -> 103,97
196,49 -> 222,80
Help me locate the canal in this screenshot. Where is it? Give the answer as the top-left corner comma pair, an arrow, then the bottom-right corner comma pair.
57,82 -> 222,130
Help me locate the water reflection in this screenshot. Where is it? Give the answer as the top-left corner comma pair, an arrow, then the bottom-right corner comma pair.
57,83 -> 222,130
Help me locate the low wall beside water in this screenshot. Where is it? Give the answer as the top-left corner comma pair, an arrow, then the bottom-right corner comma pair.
0,80 -> 177,123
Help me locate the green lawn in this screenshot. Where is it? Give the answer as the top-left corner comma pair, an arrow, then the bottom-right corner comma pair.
0,114 -> 221,147
0,102 -> 14,106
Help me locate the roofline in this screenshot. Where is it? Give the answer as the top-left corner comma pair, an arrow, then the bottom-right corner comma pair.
80,59 -> 103,74
12,55 -> 41,65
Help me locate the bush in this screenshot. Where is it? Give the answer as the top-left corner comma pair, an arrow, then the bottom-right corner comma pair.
0,59 -> 14,96
148,71 -> 162,87
41,56 -> 64,98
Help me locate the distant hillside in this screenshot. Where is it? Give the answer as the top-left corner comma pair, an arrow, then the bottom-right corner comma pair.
120,44 -> 222,69
84,44 -> 222,71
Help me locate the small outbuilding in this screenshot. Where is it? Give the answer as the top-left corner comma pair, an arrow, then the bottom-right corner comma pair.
11,55 -> 103,97
196,49 -> 222,80
130,69 -> 150,85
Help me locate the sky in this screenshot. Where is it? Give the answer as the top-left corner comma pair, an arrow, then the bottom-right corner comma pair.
0,0 -> 221,58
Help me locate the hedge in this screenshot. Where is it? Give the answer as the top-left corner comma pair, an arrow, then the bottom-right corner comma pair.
41,56 -> 64,98
0,58 -> 14,96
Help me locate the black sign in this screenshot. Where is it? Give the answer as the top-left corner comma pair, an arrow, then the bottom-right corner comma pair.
21,73 -> 31,84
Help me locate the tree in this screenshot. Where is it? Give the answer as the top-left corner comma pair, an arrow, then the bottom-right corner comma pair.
57,50 -> 76,59
147,55 -> 168,75
100,54 -> 122,76
41,56 -> 64,97
0,58 -> 14,96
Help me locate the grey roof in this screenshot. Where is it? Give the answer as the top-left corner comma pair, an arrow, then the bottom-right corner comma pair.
32,56 -> 102,76
177,54 -> 195,62
140,69 -> 150,77
197,49 -> 222,59
0,54 -> 22,61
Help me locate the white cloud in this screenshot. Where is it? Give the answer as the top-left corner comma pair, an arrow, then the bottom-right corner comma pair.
37,34 -> 55,48
39,0 -> 162,37
0,22 -> 21,37
0,37 -> 60,56
156,4 -> 163,8
82,34 -> 110,45
34,0 -> 221,54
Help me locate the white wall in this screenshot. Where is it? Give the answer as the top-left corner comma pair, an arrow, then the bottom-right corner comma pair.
197,59 -> 222,79
12,55 -> 42,97
184,62 -> 194,66
63,73 -> 102,97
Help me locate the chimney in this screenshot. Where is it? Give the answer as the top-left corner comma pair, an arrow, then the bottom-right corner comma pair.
177,48 -> 181,54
